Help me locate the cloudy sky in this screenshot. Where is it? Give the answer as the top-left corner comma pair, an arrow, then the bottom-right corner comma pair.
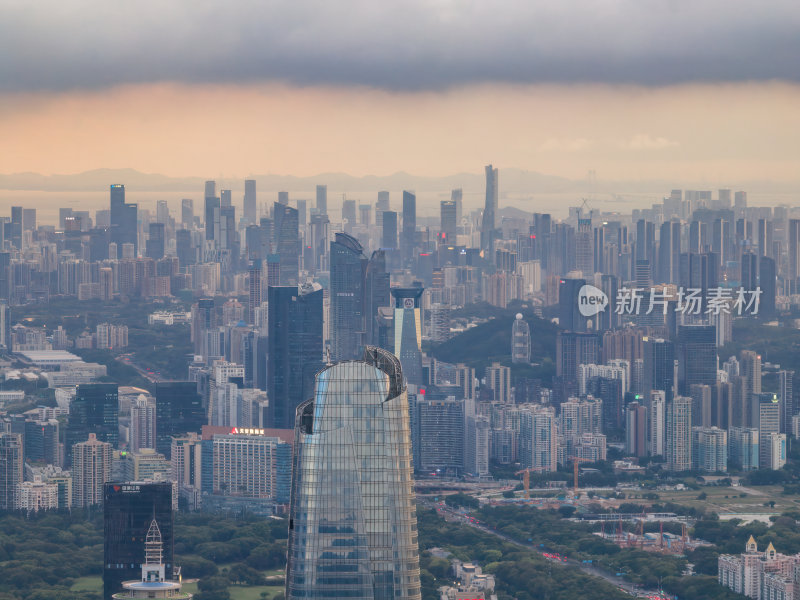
1,0 -> 799,183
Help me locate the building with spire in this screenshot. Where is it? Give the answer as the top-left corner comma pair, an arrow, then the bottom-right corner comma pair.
112,519 -> 191,599
719,536 -> 800,599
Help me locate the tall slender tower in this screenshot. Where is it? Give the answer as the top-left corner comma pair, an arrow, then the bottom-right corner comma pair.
286,347 -> 421,600
481,164 -> 498,251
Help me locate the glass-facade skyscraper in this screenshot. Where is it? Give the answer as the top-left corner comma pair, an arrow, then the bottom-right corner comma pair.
286,346 -> 421,600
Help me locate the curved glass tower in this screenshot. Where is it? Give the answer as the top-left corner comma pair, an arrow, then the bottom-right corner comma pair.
286,347 -> 421,600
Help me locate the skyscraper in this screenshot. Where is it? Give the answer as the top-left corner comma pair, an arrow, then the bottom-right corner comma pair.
558,277 -> 587,332
154,382 -> 205,458
66,383 -> 119,467
0,432 -> 22,510
129,396 -> 156,453
146,223 -> 165,260
104,481 -> 174,600
511,313 -> 531,363
286,347 -> 421,600
666,396 -> 692,472
268,284 -> 324,429
440,200 -> 457,244
392,287 -> 424,386
382,210 -> 398,249
677,325 -> 717,395
481,164 -> 498,251
273,202 -> 300,285
72,433 -> 112,507
315,184 -> 328,215
244,179 -> 257,223
365,250 -> 391,348
330,233 -> 368,361
110,184 -> 138,256
402,191 -> 416,266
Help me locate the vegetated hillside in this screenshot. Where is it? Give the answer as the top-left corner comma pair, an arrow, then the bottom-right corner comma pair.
430,303 -> 559,384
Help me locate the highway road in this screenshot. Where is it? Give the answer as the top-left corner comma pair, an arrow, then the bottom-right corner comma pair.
420,499 -> 669,599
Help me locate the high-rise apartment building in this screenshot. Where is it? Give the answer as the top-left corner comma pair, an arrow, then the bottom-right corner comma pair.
129,396 -> 156,453
666,396 -> 692,472
72,433 -> 112,507
286,347 -> 421,600
692,427 -> 727,472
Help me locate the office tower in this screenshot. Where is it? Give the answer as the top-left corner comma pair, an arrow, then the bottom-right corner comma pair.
273,202 -> 299,285
66,383 -> 119,466
0,301 -> 11,350
204,195 -> 220,242
119,449 -> 170,482
72,433 -> 112,507
598,274 -> 619,331
666,396 -> 692,472
556,331 -> 600,389
485,362 -> 512,403
392,287 -> 424,386
519,406 -> 558,472
692,427 -> 727,472
415,396 -> 465,474
658,221 -> 681,284
170,230 -> 190,268
365,250 -> 391,348
210,430 -> 291,501
440,200 -> 457,244
402,191 -> 416,266
191,298 -> 216,358
330,233 -> 368,361
382,210 -> 398,249
277,190 -> 289,206
24,419 -> 59,465
558,277 -> 587,332
625,402 -> 647,457
241,179 -> 257,224
0,253 -> 9,301
22,207 -> 35,232
758,256 -> 776,317
218,204 -> 237,253
677,326 -> 717,395
740,350 -> 762,425
729,427 -> 759,471
690,383 -> 712,428
129,396 -> 156,453
0,433 -> 22,510
758,393 -> 781,468
648,390 -> 666,457
154,382 -> 205,458
146,223 -> 165,260
110,184 -> 138,256
103,481 -> 173,600
511,314 -> 531,363
268,284 -> 324,430
341,199 -> 357,232
286,347 -> 421,600
481,164 -> 499,251
180,198 -> 193,227
575,218 -> 593,276
315,184 -> 328,215
789,220 -> 800,294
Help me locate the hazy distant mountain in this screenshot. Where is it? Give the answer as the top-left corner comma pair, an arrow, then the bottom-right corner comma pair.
0,168 -> 795,197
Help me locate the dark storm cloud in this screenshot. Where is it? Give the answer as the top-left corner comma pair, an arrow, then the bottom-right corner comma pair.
2,0 -> 799,93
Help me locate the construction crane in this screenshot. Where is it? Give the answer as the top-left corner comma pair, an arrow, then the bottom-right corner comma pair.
515,467 -> 545,498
